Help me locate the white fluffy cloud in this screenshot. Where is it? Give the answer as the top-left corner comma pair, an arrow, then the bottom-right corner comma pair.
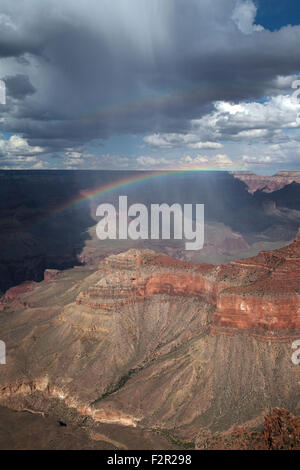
192,93 -> 300,142
0,135 -> 48,168
135,153 -> 234,170
241,155 -> 283,166
182,153 -> 233,167
0,135 -> 43,156
144,133 -> 223,150
188,142 -> 224,150
138,86 -> 300,172
136,156 -> 169,167
231,0 -> 264,35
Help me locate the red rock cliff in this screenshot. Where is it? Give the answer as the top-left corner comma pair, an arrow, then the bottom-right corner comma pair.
108,239 -> 300,338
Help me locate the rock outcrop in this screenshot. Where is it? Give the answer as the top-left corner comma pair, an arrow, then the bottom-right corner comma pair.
0,241 -> 300,447
231,171 -> 300,193
79,239 -> 300,339
196,408 -> 300,450
44,269 -> 61,282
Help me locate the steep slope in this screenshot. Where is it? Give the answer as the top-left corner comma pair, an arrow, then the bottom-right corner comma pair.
231,171 -> 300,193
196,408 -> 300,450
0,241 -> 300,446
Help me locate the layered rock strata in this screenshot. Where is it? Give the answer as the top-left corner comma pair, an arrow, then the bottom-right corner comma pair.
0,241 -> 300,444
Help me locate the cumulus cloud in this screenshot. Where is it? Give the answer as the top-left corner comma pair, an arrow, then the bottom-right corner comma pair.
192,94 -> 300,142
0,0 -> 299,170
231,0 -> 264,35
135,153 -> 234,171
188,142 -> 224,150
178,153 -> 234,169
0,134 -> 47,168
136,156 -> 170,168
0,135 -> 43,156
144,133 -> 223,150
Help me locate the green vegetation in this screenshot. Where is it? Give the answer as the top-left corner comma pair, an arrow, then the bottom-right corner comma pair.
92,368 -> 137,405
153,429 -> 195,450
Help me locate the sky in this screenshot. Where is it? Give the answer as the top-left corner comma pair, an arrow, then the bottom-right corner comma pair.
0,0 -> 300,173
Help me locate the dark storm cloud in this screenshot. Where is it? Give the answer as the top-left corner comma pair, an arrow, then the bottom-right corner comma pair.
0,25 -> 40,58
4,74 -> 36,99
0,0 -> 300,156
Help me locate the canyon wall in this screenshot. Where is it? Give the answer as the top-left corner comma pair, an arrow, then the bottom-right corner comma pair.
231,171 -> 300,193
0,241 -> 300,442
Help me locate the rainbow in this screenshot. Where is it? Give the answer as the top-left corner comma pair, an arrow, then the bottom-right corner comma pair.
51,168 -> 219,218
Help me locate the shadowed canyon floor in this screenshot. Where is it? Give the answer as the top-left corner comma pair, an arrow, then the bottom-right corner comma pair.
0,238 -> 300,449
0,406 -> 176,450
1,170 -> 300,294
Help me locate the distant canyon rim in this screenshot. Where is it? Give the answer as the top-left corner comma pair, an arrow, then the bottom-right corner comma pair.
1,170 -> 300,449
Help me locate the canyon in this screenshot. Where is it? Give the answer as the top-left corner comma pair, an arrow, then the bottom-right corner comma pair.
1,170 -> 300,294
0,237 -> 300,449
232,171 -> 300,194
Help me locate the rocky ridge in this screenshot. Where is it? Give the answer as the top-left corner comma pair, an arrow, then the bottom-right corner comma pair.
231,171 -> 300,193
0,241 -> 300,445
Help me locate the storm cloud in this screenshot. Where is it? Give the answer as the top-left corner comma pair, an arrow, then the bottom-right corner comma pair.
0,0 -> 300,170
